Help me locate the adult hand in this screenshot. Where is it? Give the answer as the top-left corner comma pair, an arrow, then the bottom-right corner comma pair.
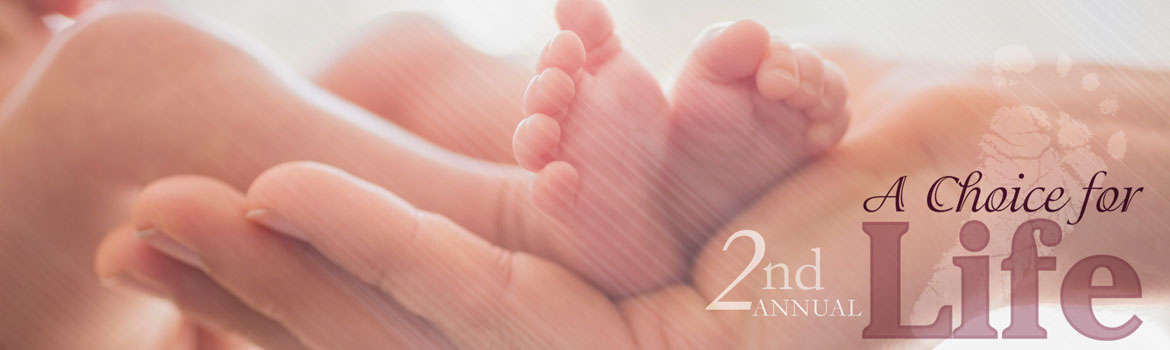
97,162 -> 729,349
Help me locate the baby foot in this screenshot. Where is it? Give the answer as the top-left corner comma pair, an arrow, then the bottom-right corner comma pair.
513,0 -> 675,295
664,21 -> 850,235
512,0 -> 850,296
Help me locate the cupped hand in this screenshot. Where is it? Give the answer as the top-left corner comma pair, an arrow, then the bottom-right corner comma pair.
96,162 -> 732,349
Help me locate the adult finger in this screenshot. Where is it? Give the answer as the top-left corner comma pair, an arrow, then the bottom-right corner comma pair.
95,224 -> 305,350
129,175 -> 451,349
245,162 -> 636,348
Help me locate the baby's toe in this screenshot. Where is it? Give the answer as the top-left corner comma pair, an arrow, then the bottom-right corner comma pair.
517,66 -> 575,172
538,30 -> 586,73
520,30 -> 586,172
783,44 -> 827,109
756,41 -> 801,100
805,61 -> 849,121
555,0 -> 621,65
805,109 -> 849,151
522,68 -> 576,118
687,20 -> 771,82
555,0 -> 614,50
513,114 -> 561,171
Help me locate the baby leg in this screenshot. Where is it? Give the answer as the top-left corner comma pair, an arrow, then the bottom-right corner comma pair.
0,6 -> 546,347
314,14 -> 530,163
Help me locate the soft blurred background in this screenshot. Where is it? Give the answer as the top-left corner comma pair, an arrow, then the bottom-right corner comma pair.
156,0 -> 1170,81
52,1 -> 1165,348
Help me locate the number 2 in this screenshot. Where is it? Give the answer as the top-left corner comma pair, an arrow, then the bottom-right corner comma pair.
707,230 -> 765,311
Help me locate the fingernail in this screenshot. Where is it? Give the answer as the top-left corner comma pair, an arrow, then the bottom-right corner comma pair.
246,209 -> 307,241
102,273 -> 169,299
137,228 -> 206,271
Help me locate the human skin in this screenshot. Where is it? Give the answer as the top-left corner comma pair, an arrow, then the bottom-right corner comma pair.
0,0 -> 52,100
3,1 -> 855,332
301,14 -> 1170,348
323,3 -> 853,298
2,2 -> 1166,349
493,0 -> 851,295
312,14 -> 530,164
99,27 -> 1170,350
0,5 -> 554,348
692,61 -> 1170,347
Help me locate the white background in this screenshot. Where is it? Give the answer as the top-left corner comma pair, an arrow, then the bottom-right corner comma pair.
163,0 -> 1170,80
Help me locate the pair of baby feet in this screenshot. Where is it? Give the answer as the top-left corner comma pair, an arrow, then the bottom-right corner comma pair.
511,0 -> 849,294
121,0 -> 850,298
